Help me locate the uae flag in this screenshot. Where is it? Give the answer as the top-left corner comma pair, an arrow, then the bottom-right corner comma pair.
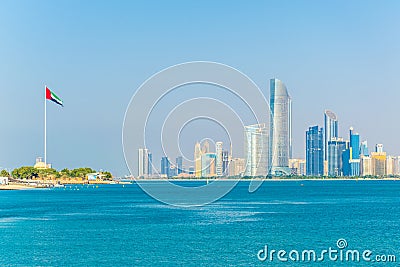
46,87 -> 63,106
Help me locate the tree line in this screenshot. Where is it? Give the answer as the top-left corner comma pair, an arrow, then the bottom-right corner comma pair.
0,167 -> 112,180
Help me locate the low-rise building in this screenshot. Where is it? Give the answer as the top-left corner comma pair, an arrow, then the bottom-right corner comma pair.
289,159 -> 306,176
0,177 -> 9,185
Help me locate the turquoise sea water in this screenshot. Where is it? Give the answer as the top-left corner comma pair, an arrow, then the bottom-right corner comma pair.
0,180 -> 399,266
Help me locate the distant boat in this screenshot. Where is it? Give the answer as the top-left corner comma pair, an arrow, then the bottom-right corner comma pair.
53,184 -> 65,188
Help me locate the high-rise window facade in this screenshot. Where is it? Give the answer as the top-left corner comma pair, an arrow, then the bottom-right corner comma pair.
269,79 -> 292,176
324,110 -> 338,161
306,126 -> 324,176
245,124 -> 268,177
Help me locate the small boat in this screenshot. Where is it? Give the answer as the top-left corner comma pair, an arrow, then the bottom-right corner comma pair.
53,183 -> 65,188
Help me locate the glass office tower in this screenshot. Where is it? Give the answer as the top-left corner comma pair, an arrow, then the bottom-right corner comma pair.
161,156 -> 170,177
324,110 -> 338,161
306,126 -> 324,176
328,138 -> 347,176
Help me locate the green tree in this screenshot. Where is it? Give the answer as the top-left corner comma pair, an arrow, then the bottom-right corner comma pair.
11,167 -> 39,179
38,168 -> 58,178
102,171 -> 113,179
60,168 -> 70,177
70,167 -> 96,178
0,169 -> 10,177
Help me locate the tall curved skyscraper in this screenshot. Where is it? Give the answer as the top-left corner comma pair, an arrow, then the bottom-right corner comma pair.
324,110 -> 338,161
269,79 -> 292,176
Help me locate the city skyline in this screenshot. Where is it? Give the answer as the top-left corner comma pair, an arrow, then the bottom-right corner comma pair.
137,102 -> 400,178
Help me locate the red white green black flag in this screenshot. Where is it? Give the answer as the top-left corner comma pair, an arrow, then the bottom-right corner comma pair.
46,87 -> 63,106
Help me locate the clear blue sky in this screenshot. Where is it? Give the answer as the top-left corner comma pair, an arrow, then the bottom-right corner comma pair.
1,0 -> 399,176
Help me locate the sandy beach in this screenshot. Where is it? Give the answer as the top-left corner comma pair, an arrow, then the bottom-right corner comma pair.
0,183 -> 37,190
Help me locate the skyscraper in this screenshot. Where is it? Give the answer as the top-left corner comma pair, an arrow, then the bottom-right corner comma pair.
371,151 -> 386,176
360,140 -> 369,156
148,153 -> 153,176
343,127 -> 361,176
349,127 -> 360,176
306,126 -> 324,176
161,156 -> 170,177
327,138 -> 347,176
269,79 -> 292,176
138,148 -> 151,177
324,110 -> 338,160
215,141 -> 223,176
222,150 -> 229,176
201,140 -> 210,154
245,123 -> 268,177
194,142 -> 202,177
349,127 -> 360,160
360,155 -> 372,176
176,156 -> 183,175
201,153 -> 216,177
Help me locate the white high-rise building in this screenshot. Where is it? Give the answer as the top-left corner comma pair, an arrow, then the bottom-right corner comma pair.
269,79 -> 292,176
360,155 -> 373,176
245,124 -> 268,177
138,148 -> 151,177
215,141 -> 223,176
324,110 -> 339,161
394,156 -> 400,175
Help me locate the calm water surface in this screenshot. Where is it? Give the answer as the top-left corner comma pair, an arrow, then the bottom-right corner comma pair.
0,180 -> 399,266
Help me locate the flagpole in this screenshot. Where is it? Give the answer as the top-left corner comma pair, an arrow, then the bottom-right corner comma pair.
44,85 -> 47,167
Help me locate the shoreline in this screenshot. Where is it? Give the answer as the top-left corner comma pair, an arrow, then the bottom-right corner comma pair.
131,177 -> 400,182
1,178 -> 398,190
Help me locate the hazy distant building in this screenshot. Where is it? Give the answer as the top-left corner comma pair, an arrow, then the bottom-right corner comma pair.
176,156 -> 183,175
360,140 -> 369,156
328,138 -> 347,176
138,148 -> 151,177
194,142 -> 202,178
229,158 -> 246,177
222,150 -> 229,176
324,110 -> 338,160
169,165 -> 177,177
269,79 -> 292,176
306,126 -> 324,176
215,142 -> 223,176
202,140 -> 210,154
393,156 -> 400,175
289,158 -> 306,176
148,153 -> 153,176
245,124 -> 268,177
201,153 -> 216,177
386,155 -> 394,175
188,167 -> 195,175
386,155 -> 400,176
161,157 -> 170,177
